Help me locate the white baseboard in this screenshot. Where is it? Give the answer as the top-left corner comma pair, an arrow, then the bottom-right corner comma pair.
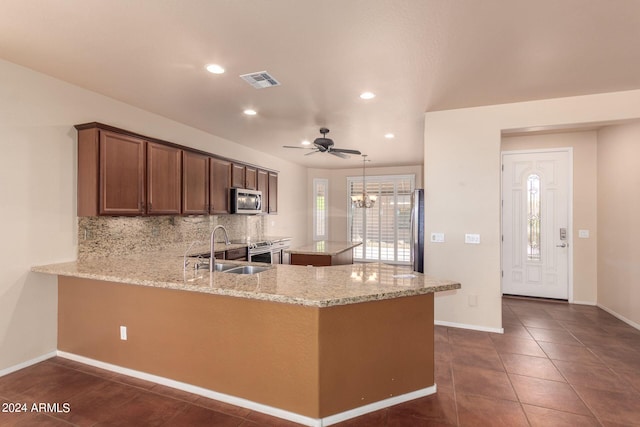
57,351 -> 436,427
596,304 -> 640,331
571,300 -> 597,306
321,385 -> 437,426
0,351 -> 57,378
435,320 -> 504,334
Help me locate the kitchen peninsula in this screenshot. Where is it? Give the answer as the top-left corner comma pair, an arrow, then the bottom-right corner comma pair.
287,240 -> 362,266
33,251 -> 459,426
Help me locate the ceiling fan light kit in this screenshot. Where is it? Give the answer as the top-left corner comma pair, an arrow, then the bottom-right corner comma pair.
351,154 -> 376,208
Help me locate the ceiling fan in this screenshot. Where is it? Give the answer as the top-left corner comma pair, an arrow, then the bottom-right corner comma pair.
283,128 -> 361,159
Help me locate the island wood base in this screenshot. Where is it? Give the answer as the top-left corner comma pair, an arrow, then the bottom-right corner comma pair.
57,276 -> 435,420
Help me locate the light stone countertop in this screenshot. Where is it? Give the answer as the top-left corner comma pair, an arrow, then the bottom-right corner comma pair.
286,241 -> 363,256
32,249 -> 460,308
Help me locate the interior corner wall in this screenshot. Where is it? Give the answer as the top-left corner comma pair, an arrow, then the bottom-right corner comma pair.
424,89 -> 640,331
501,131 -> 598,304
307,165 -> 423,243
596,123 -> 640,327
0,58 -> 308,371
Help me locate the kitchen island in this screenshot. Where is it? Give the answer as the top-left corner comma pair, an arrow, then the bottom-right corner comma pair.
287,240 -> 362,266
33,251 -> 459,426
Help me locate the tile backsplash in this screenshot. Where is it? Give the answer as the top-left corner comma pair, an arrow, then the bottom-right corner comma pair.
78,215 -> 266,259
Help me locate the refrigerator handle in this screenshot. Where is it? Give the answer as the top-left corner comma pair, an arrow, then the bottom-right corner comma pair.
410,190 -> 416,268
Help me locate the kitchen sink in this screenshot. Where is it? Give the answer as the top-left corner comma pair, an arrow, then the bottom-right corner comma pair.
223,265 -> 271,275
212,262 -> 238,272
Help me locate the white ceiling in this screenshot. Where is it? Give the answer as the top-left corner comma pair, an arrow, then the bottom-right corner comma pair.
2,0 -> 640,168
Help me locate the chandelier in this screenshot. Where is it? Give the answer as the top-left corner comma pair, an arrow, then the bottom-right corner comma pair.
351,155 -> 376,208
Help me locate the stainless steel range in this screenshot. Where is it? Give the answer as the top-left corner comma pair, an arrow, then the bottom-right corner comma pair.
243,238 -> 291,264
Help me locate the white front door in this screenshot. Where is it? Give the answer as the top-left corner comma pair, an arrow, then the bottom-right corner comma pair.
502,150 -> 571,300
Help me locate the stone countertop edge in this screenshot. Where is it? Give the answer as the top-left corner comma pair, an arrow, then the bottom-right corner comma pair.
285,241 -> 363,256
32,255 -> 460,308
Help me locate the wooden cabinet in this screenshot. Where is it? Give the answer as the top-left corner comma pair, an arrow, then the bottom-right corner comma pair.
231,163 -> 245,188
147,142 -> 182,215
268,172 -> 278,214
245,166 -> 257,190
77,123 -> 278,216
231,163 -> 257,190
210,158 -> 232,214
182,151 -> 209,215
257,169 -> 269,213
226,247 -> 248,261
97,130 -> 146,215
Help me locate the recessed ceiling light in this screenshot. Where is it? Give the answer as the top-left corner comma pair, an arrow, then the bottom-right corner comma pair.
301,140 -> 311,146
360,92 -> 376,100
205,64 -> 225,74
243,109 -> 257,116
384,133 -> 395,139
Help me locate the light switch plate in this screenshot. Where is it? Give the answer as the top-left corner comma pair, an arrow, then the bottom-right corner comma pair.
431,232 -> 445,243
578,229 -> 590,238
465,233 -> 481,244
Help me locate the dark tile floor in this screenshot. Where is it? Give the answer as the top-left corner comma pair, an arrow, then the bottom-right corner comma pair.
1,297 -> 639,426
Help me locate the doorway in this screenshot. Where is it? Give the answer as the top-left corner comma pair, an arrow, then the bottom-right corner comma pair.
501,149 -> 572,300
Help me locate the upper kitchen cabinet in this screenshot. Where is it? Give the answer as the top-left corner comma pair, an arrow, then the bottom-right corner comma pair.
147,142 -> 182,215
257,169 -> 269,214
268,172 -> 278,214
231,163 -> 257,190
182,151 -> 210,215
78,127 -> 146,216
210,158 -> 232,214
76,123 -> 278,216
245,166 -> 257,190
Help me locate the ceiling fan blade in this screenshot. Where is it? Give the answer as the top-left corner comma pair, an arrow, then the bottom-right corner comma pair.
282,145 -> 315,149
304,150 -> 320,156
331,148 -> 362,155
329,151 -> 350,159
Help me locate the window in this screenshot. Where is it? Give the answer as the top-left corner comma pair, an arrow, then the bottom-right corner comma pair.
347,174 -> 415,264
527,174 -> 541,261
313,178 -> 329,241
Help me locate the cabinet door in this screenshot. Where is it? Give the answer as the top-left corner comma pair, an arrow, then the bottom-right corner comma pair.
210,158 -> 232,214
231,163 -> 245,188
99,131 -> 146,215
268,172 -> 278,214
147,142 -> 182,215
245,166 -> 257,190
182,151 -> 209,215
257,169 -> 269,213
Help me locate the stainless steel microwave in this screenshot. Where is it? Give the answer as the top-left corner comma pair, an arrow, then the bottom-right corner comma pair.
230,188 -> 262,214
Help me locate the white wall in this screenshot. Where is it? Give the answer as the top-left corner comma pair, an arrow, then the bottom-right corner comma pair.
501,131 -> 598,304
0,59 -> 308,371
597,123 -> 640,326
307,165 -> 423,242
425,90 -> 640,331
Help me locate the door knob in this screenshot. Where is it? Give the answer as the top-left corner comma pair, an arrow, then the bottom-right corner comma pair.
556,242 -> 568,248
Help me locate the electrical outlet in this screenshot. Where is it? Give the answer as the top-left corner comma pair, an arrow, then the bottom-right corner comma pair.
120,326 -> 127,341
431,232 -> 445,243
468,295 -> 478,307
465,233 -> 481,244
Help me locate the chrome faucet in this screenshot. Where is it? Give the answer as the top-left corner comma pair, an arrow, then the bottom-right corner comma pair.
210,225 -> 230,272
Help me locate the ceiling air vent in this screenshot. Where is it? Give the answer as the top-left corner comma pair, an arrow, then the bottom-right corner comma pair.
239,71 -> 281,89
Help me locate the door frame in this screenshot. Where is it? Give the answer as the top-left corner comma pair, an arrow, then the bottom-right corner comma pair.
500,147 -> 574,302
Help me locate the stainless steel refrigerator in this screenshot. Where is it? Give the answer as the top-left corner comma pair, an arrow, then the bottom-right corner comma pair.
410,189 -> 425,273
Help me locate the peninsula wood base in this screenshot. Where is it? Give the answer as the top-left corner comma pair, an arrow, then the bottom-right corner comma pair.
58,276 -> 435,419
